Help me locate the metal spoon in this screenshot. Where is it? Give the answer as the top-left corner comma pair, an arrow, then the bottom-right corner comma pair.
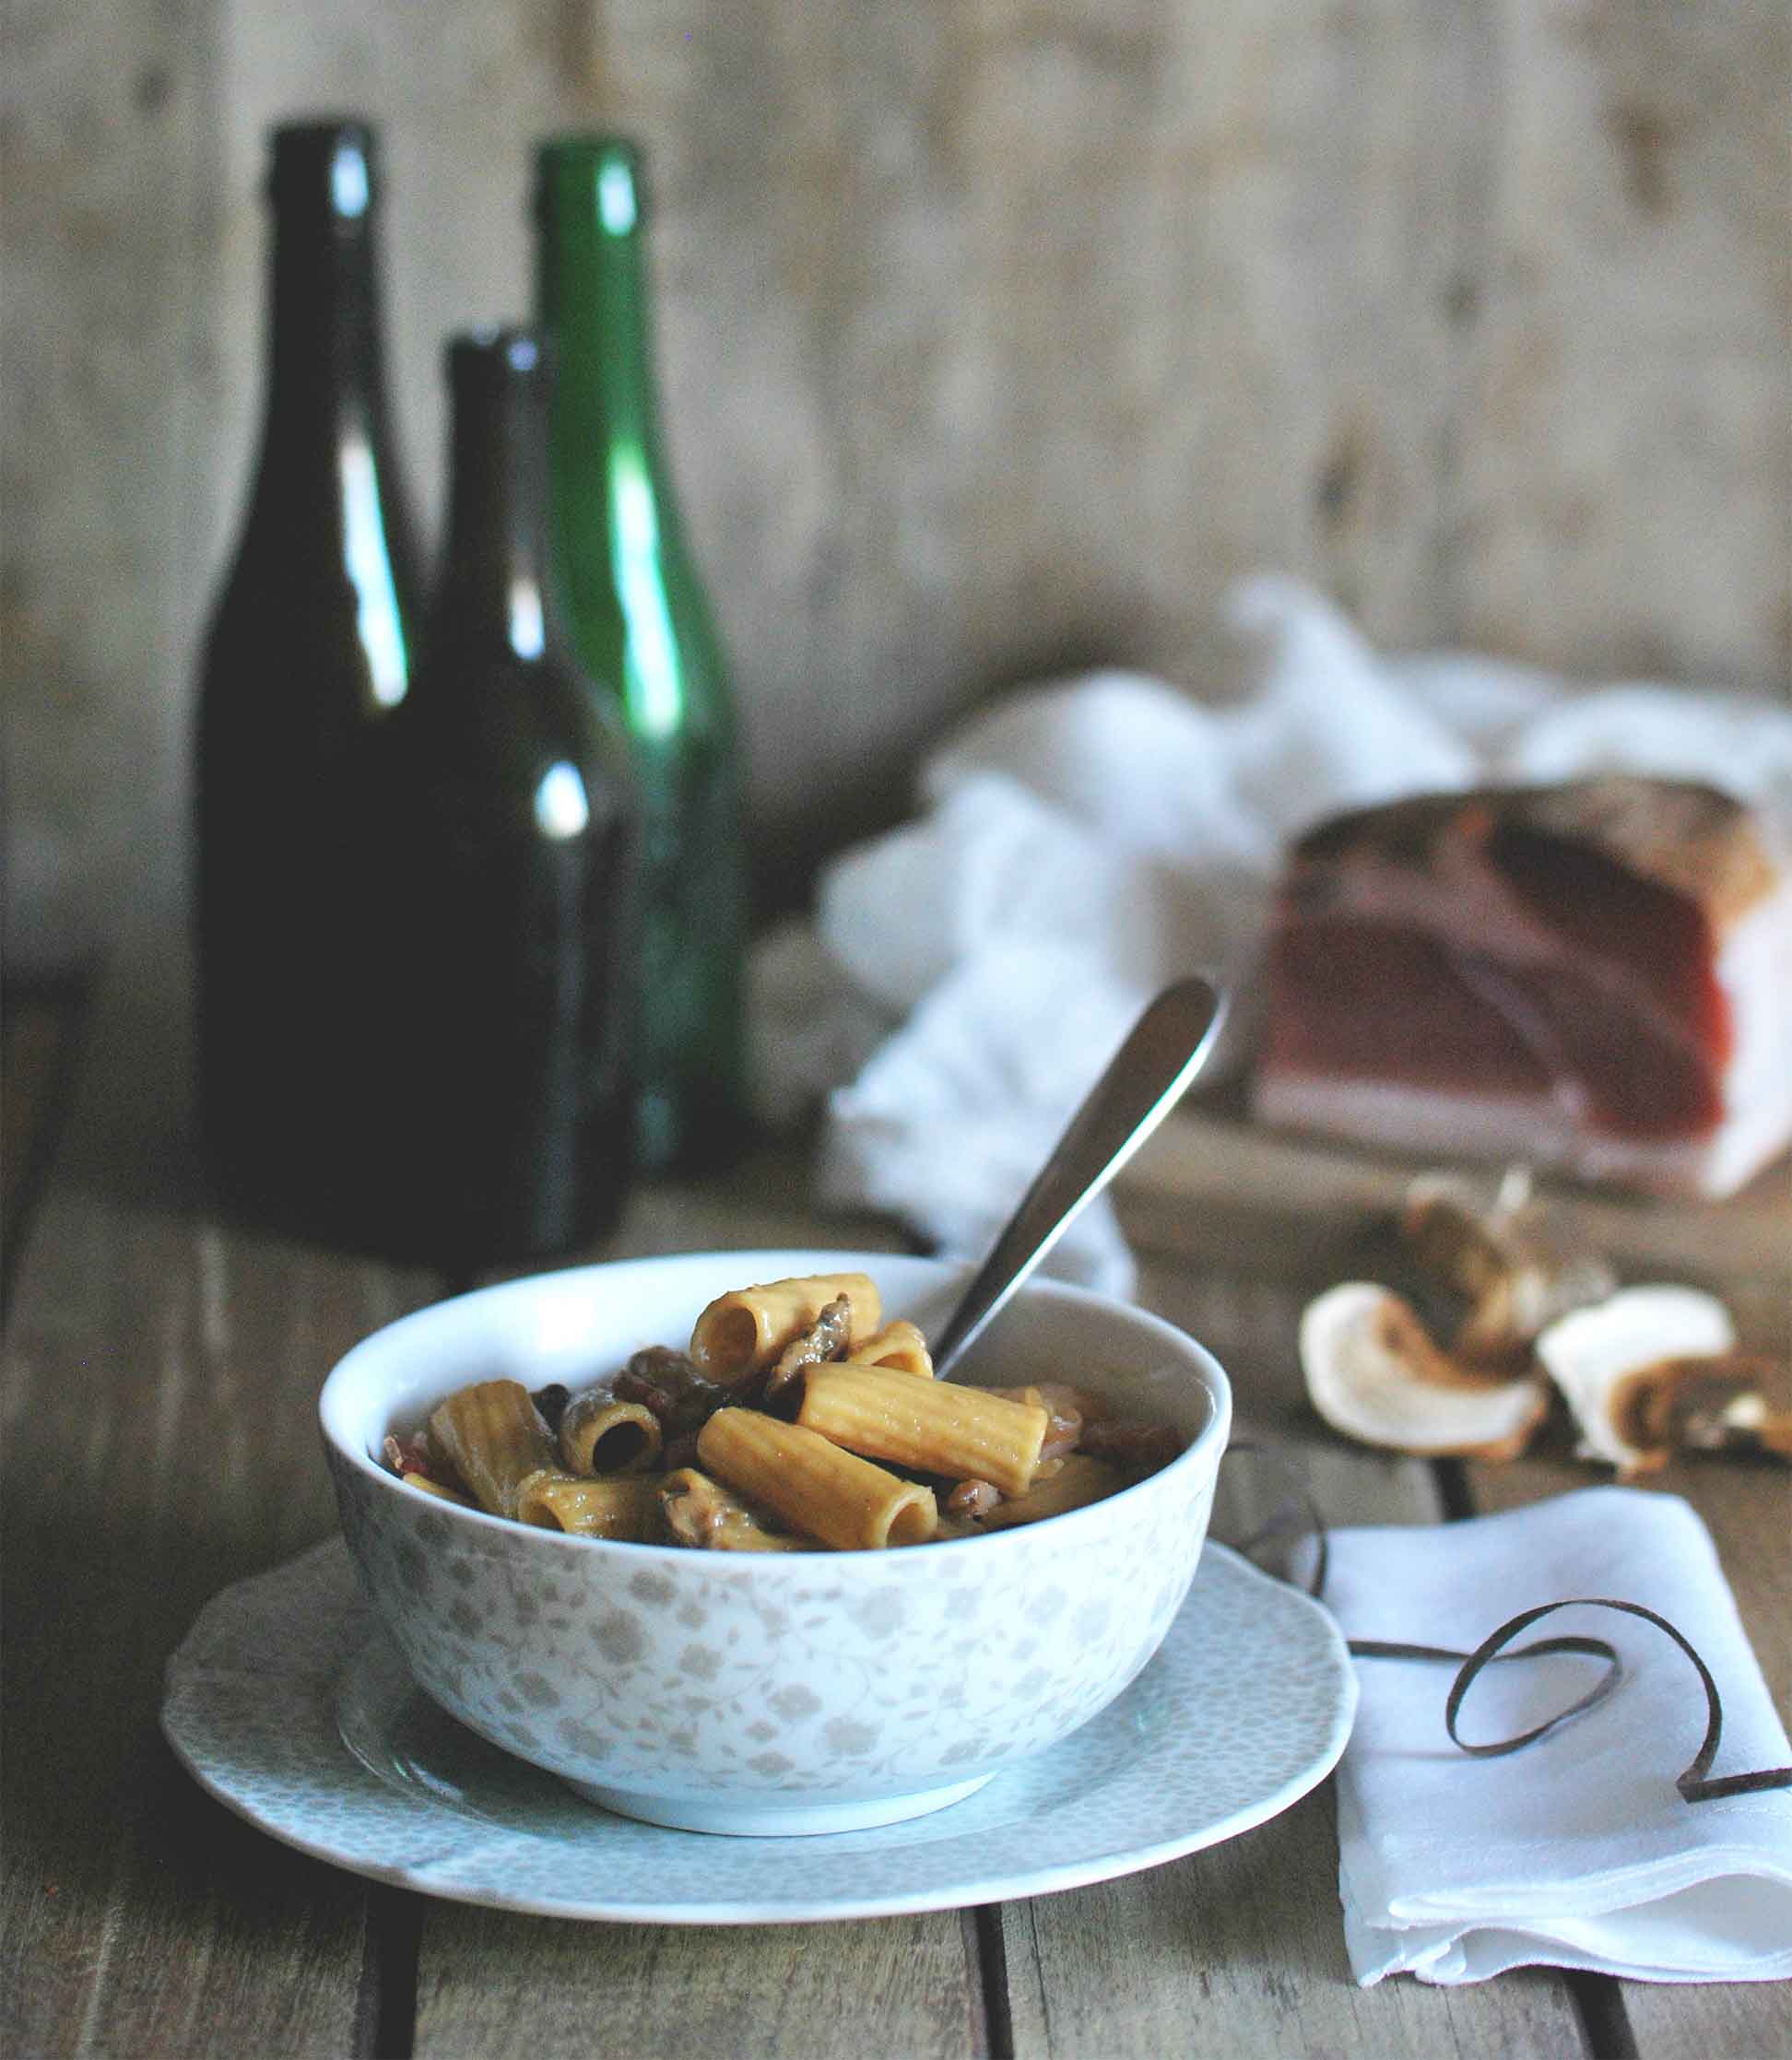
930,975 -> 1229,1381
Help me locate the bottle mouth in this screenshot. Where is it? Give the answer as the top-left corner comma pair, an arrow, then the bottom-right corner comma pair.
267,118 -> 380,220
534,134 -> 648,232
448,325 -> 550,386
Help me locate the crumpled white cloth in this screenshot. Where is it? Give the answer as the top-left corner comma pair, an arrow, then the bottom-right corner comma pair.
749,574 -> 1792,1288
1323,1486 -> 1792,1985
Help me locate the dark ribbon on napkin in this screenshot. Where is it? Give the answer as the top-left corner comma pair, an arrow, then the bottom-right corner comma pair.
1222,1440 -> 1792,1805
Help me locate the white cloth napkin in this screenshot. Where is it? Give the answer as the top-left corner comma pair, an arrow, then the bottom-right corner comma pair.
749,575 -> 1792,1286
1322,1486 -> 1792,1985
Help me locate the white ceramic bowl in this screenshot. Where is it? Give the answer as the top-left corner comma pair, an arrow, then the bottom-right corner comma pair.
320,1249 -> 1232,1835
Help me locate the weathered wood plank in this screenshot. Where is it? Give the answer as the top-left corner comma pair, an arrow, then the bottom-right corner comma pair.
1449,0 -> 1792,688
1465,1443 -> 1792,2060
0,936 -> 440,2059
1002,1800 -> 1586,2060
11,917 -> 1781,2057
513,1124 -> 912,1277
997,1260 -> 1594,2058
1,982 -> 80,1289
15,0 -> 1787,956
1602,1982 -> 1792,2060
148,0 -> 1523,914
412,1907 -> 991,2059
1,0 -> 218,965
1118,1104 -> 1792,1292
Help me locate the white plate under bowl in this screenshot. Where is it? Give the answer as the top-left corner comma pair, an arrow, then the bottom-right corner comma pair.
161,1536 -> 1356,1924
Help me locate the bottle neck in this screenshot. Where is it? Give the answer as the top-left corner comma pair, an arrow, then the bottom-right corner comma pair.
256,125 -> 395,451
433,335 -> 557,658
535,156 -> 667,478
265,229 -> 397,463
271,227 -> 379,392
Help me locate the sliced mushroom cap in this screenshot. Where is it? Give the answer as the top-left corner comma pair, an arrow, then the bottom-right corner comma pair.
1300,1282 -> 1550,1460
1534,1285 -> 1761,1473
1400,1171 -> 1615,1369
1611,1354 -> 1792,1467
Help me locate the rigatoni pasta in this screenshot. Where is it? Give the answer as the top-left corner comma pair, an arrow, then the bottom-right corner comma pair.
975,1454 -> 1127,1530
400,1472 -> 477,1508
558,1393 -> 662,1476
514,1469 -> 666,1540
429,1379 -> 559,1519
843,1320 -> 934,1378
797,1365 -> 1048,1499
697,1409 -> 937,1550
384,1268 -> 1184,1551
689,1271 -> 881,1382
659,1467 -> 813,1552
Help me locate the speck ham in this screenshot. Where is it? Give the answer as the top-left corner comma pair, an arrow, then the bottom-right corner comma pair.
1253,775 -> 1792,1197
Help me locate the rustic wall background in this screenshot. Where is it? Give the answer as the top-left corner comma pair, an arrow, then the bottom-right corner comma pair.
5,0 -> 1788,969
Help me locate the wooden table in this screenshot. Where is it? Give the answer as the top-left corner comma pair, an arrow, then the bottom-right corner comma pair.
5,936 -> 1788,2058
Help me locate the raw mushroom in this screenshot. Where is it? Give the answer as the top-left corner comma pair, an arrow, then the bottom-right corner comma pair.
1612,1355 -> 1792,1468
1399,1169 -> 1615,1369
1535,1285 -> 1789,1474
1300,1282 -> 1550,1461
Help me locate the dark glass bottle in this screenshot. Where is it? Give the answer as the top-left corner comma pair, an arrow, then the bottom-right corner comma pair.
534,135 -> 749,1174
371,328 -> 640,1263
194,119 -> 425,1236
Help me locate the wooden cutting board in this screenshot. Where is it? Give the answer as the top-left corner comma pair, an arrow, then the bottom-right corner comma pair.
1116,1099 -> 1792,1337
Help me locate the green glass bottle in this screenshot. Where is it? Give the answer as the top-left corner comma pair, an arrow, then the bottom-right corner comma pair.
533,135 -> 749,1174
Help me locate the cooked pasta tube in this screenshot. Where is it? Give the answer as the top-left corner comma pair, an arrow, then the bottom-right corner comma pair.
843,1319 -> 934,1378
697,1407 -> 937,1549
659,1466 -> 811,1552
428,1380 -> 558,1519
689,1272 -> 881,1382
797,1366 -> 1049,1500
989,1381 -> 1105,1422
514,1468 -> 666,1540
558,1393 -> 663,1476
401,1473 -> 477,1508
977,1453 -> 1127,1530
988,1383 -> 1083,1459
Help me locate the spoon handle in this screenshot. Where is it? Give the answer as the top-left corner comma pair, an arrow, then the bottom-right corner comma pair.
929,976 -> 1227,1382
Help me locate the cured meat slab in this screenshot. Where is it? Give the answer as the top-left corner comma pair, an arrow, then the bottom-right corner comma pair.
1253,776 -> 1792,1197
